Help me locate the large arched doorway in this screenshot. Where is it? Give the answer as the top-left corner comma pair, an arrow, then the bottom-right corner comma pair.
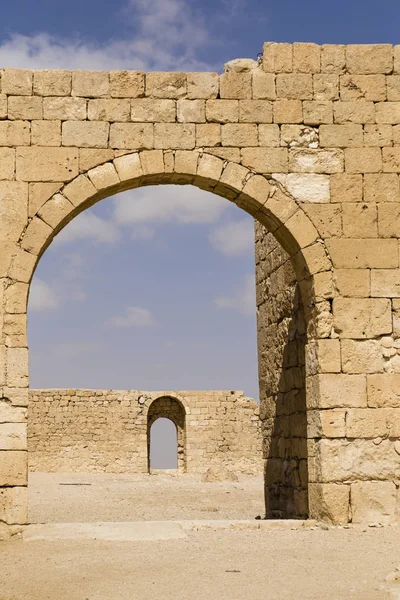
147,397 -> 186,472
4,150 -> 332,527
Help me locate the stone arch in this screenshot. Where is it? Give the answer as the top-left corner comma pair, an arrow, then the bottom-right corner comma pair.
146,396 -> 187,473
6,149 -> 335,525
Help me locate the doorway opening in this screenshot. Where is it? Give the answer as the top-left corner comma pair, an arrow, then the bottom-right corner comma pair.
147,397 -> 186,473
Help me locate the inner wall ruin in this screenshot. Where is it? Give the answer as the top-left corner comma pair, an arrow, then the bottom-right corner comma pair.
2,42 -> 400,533
28,390 -> 262,476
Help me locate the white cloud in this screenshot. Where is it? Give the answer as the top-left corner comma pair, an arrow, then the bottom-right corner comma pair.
107,306 -> 156,328
215,274 -> 256,316
0,0 -> 215,72
29,278 -> 59,312
113,185 -> 229,229
54,211 -> 120,246
209,218 -> 255,256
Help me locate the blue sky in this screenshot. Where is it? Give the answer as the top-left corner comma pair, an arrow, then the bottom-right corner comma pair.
2,0 -> 397,464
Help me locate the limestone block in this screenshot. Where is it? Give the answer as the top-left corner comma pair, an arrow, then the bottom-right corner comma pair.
280,125 -> 318,148
241,148 -> 288,173
334,269 -> 370,297
333,298 -> 391,339
206,100 -> 239,123
346,408 -> 400,439
2,69 -> 32,95
333,102 -> 375,124
330,173 -> 362,203
292,43 -> 320,73
0,486 -> 27,525
321,45 -> 346,73
239,100 -> 272,123
4,282 -> 28,315
88,163 -> 120,191
31,120 -> 61,146
62,175 -> 97,207
146,72 -> 186,99
317,339 -> 341,373
306,374 -> 367,409
258,124 -> 280,147
0,400 -> 26,424
273,100 -> 303,124
364,125 -> 393,147
38,193 -> 73,228
79,149 -> 114,172
280,173 -> 330,203
205,148 -> 240,162
308,409 -> 346,438
340,75 -> 386,101
0,423 -> 26,450
0,181 -> 28,242
88,99 -> 130,122
131,99 -> 175,122
346,45 -> 393,74
367,374 -> 400,407
109,71 -> 144,98
0,94 -> 7,119
5,388 -> 29,409
378,204 -> 400,237
313,74 -> 339,101
341,339 -> 384,374
303,204 -> 342,237
8,96 -> 42,120
222,124 -> 258,147
252,71 -> 276,100
16,147 -> 78,182
351,481 -> 396,524
196,124 -> 221,147
0,451 -> 27,485
320,124 -> 363,147
371,269 -> 400,297
4,312 -> 27,348
8,249 -> 36,283
303,101 -> 333,125
177,100 -> 205,123
174,151 -> 198,175
187,72 -> 219,99
393,300 -> 400,338
284,209 -> 319,248
62,121 -> 109,148
263,42 -> 292,73
33,70 -> 71,96
20,217 -> 52,255
387,76 -> 400,101
0,148 -> 15,181
196,153 -> 224,183
72,70 -> 109,97
345,148 -> 382,173
109,123 -> 154,150
114,153 -> 143,183
383,148 -> 400,172
289,148 -> 343,173
220,72 -> 251,99
154,124 -> 195,149
139,150 -> 164,176
309,483 -> 349,524
276,74 -> 313,100
43,97 -> 87,120
6,348 -> 28,388
0,121 -> 30,146
342,203 -> 377,237
364,173 -> 399,203
219,162 -> 249,193
376,102 -> 400,124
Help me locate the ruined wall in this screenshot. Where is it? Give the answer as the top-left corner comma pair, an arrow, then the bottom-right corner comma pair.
256,223 -> 308,518
28,390 -> 263,476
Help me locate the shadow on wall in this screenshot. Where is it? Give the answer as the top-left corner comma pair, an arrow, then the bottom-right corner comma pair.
256,225 -> 309,519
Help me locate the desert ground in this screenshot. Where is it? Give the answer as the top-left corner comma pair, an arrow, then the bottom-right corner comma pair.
1,473 -> 400,599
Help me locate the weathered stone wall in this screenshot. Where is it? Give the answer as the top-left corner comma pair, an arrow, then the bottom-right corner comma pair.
256,223 -> 308,518
27,390 -> 263,476
2,43 -> 400,531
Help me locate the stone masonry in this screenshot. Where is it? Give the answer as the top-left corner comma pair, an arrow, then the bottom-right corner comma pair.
27,390 -> 262,476
2,42 -> 400,533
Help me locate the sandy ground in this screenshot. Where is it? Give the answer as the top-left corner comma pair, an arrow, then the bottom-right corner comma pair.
0,472 -> 398,599
2,527 -> 400,599
28,472 -> 266,522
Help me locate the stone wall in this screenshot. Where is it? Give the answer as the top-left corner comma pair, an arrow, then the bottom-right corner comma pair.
27,390 -> 263,476
255,223 -> 308,518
